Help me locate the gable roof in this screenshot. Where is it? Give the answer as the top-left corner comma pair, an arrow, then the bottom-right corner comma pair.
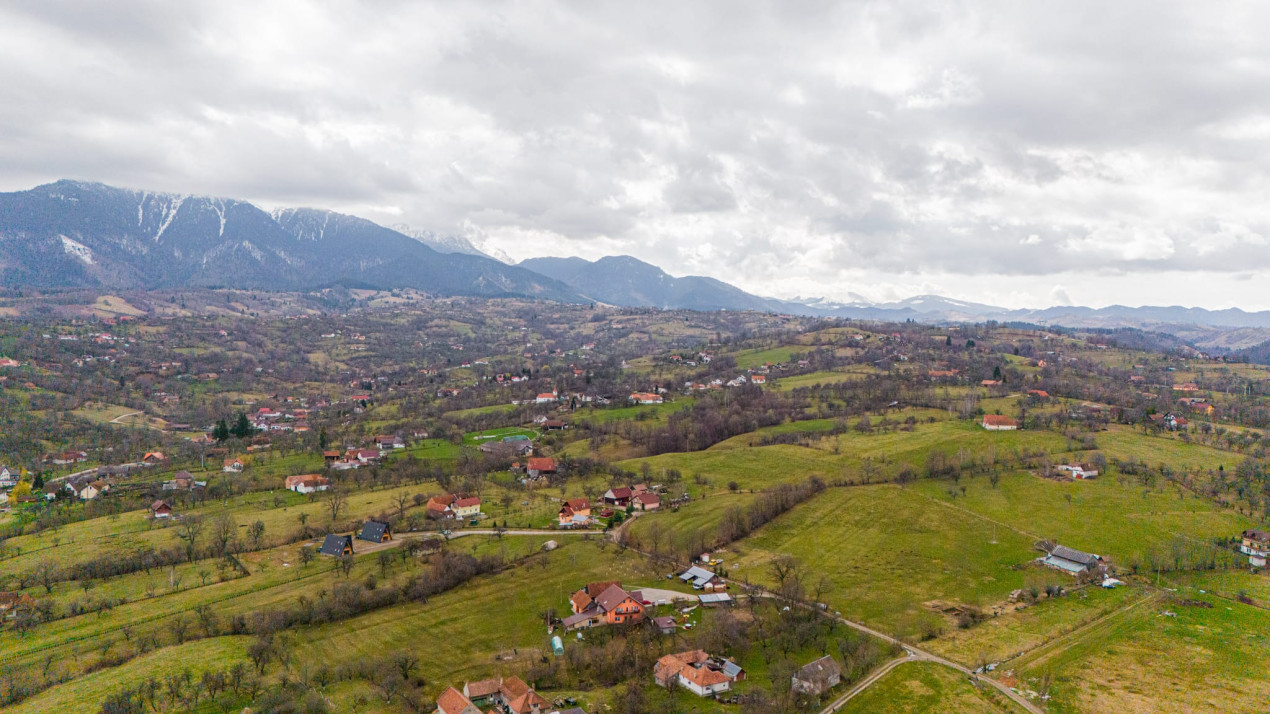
358,520 -> 390,542
594,583 -> 638,613
1050,544 -> 1099,565
435,686 -> 478,714
498,675 -> 531,701
463,678 -> 502,699
679,566 -> 718,587
982,414 -> 1017,426
527,457 -> 556,472
606,486 -> 633,499
795,655 -> 841,682
319,534 -> 353,556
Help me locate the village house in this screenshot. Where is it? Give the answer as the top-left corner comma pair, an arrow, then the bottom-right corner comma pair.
427,495 -> 455,519
163,471 -> 195,491
629,392 -> 664,404
374,434 -> 405,450
527,457 -> 557,478
358,519 -> 392,543
319,534 -> 354,557
1150,412 -> 1188,430
1239,529 -> 1270,567
564,581 -> 646,630
981,414 -> 1018,431
535,390 -> 558,404
1040,544 -> 1103,574
284,474 -> 330,494
791,655 -> 842,696
452,495 -> 482,519
633,492 -> 661,511
458,676 -> 548,714
222,457 -> 244,473
654,650 -> 744,697
1057,463 -> 1099,479
149,500 -> 172,518
557,498 -> 591,527
435,686 -> 481,714
0,466 -> 16,488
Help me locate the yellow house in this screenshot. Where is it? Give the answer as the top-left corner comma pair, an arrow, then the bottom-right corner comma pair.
452,496 -> 482,519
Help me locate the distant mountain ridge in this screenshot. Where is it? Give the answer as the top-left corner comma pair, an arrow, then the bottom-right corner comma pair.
0,180 -> 580,300
518,255 -> 793,312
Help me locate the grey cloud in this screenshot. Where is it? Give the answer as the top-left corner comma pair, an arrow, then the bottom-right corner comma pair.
1,1 -> 1269,306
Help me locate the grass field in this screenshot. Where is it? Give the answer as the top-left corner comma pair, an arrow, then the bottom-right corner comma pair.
909,470 -> 1251,569
725,484 -> 1039,636
841,661 -> 1027,713
1009,591 -> 1270,713
770,367 -> 877,391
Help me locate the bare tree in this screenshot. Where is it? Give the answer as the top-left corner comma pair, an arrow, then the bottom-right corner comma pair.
327,489 -> 347,522
176,516 -> 205,562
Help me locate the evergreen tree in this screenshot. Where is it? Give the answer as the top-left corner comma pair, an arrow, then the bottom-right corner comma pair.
213,419 -> 230,442
318,428 -> 328,450
231,412 -> 253,439
32,473 -> 44,489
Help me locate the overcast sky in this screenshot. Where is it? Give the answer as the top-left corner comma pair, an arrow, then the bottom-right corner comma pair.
2,1 -> 1268,309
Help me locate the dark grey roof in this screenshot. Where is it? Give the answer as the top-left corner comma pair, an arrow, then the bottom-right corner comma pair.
1050,545 -> 1099,565
319,534 -> 353,556
358,520 -> 390,542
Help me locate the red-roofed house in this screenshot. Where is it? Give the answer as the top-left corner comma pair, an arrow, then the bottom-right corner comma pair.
981,415 -> 1018,431
435,686 -> 481,714
527,457 -> 556,477
284,474 -> 329,494
654,650 -> 744,696
634,492 -> 661,511
629,392 -> 663,404
564,581 -> 645,630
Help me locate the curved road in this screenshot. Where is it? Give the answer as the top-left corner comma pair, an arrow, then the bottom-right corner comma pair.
389,523 -> 1043,712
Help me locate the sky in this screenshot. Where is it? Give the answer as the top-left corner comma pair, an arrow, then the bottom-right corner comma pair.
1,1 -> 1268,310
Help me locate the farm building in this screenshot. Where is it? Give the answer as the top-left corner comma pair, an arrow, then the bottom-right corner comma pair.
319,534 -> 354,557
149,500 -> 172,519
358,520 -> 391,543
699,592 -> 734,607
679,566 -> 726,591
1040,545 -> 1102,573
791,655 -> 842,696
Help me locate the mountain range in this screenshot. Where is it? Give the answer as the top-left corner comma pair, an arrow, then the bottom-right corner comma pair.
0,180 -> 576,300
3,180 -> 1270,350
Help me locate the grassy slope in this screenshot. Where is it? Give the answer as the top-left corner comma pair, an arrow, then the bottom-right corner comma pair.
842,661 -> 1025,713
